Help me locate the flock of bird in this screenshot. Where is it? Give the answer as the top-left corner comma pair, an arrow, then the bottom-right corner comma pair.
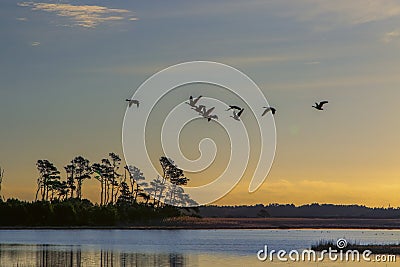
186,96 -> 219,122
125,97 -> 329,122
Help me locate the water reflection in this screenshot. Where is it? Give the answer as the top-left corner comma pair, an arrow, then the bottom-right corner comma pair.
1,244 -> 399,267
0,244 -> 188,267
1,230 -> 400,266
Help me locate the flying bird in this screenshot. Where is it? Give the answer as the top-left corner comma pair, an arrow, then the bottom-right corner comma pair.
200,107 -> 215,117
207,114 -> 219,122
200,107 -> 217,121
262,107 -> 276,116
226,105 -> 242,111
192,105 -> 206,114
312,101 -> 329,110
230,108 -> 244,121
126,99 -> 139,108
186,95 -> 202,107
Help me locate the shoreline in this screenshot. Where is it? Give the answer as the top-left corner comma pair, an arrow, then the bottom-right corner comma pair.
2,218 -> 400,230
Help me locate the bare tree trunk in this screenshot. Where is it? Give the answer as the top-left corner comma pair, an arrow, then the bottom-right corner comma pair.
0,167 -> 3,199
35,185 -> 41,201
42,181 -> 46,201
156,172 -> 165,208
100,179 -> 104,206
152,188 -> 158,205
113,183 -> 120,203
105,180 -> 110,205
134,184 -> 139,203
45,184 -> 49,201
127,168 -> 136,203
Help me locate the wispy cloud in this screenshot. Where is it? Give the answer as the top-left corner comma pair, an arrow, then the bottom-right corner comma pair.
18,2 -> 138,28
31,41 -> 40,46
287,0 -> 400,25
16,17 -> 28,21
383,30 -> 400,43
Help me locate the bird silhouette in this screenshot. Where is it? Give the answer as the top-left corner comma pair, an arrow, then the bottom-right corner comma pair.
126,99 -> 139,108
226,105 -> 242,111
199,107 -> 217,121
186,95 -> 202,107
230,108 -> 244,121
262,107 -> 276,116
200,107 -> 215,117
207,114 -> 219,122
312,101 -> 329,110
192,105 -> 206,114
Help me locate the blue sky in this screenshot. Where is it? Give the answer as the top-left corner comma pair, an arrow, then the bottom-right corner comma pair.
1,0 -> 400,205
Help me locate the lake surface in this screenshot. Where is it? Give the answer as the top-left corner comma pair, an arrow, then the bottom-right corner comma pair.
0,229 -> 399,266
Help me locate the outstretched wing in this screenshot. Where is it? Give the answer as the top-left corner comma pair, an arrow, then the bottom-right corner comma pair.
320,101 -> 329,106
205,107 -> 215,115
262,108 -> 270,116
193,95 -> 202,104
238,108 -> 244,117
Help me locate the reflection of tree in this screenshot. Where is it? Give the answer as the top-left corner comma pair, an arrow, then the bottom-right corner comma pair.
0,244 -> 188,267
35,244 -> 82,267
117,251 -> 187,267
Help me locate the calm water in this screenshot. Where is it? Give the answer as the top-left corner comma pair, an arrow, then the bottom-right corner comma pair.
0,229 -> 399,266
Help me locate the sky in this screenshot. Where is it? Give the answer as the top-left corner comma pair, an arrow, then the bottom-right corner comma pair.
1,0 -> 400,207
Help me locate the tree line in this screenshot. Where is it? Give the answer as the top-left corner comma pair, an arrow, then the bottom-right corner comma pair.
199,203 -> 400,218
0,198 -> 181,226
34,153 -> 196,207
0,154 -> 199,226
